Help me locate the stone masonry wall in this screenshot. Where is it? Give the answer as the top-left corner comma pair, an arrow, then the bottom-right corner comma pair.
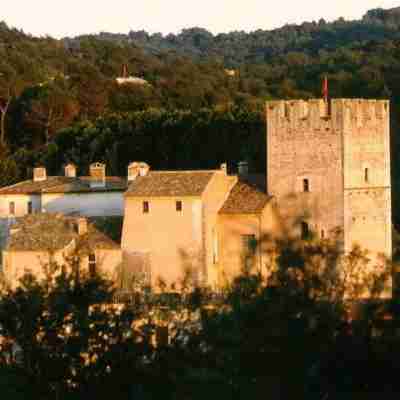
266,98 -> 392,261
266,99 -> 344,241
340,99 -> 392,258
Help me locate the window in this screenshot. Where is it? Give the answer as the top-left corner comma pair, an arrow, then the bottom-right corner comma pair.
88,254 -> 96,277
242,235 -> 257,253
303,179 -> 310,192
143,201 -> 149,214
241,234 -> 257,271
27,202 -> 33,214
9,202 -> 15,215
301,222 -> 310,240
321,229 -> 325,239
364,168 -> 369,183
176,201 -> 182,212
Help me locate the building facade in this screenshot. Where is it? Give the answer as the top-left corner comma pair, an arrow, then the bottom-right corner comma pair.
266,98 -> 392,260
2,214 -> 122,290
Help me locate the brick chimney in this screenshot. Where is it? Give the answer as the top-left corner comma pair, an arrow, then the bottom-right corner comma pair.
77,218 -> 88,235
89,162 -> 106,188
65,163 -> 77,178
128,161 -> 150,181
33,167 -> 47,182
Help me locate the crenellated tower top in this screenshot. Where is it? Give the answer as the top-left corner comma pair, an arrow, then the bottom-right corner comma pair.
266,99 -> 389,131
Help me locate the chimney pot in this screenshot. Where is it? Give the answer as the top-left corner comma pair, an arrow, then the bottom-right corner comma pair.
33,167 -> 47,182
77,218 -> 88,235
65,163 -> 77,178
128,162 -> 150,181
89,162 -> 106,188
220,163 -> 227,175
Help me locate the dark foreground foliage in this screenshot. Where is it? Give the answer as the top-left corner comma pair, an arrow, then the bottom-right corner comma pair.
0,233 -> 399,399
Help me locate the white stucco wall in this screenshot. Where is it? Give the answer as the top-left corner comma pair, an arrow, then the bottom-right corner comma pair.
42,192 -> 125,217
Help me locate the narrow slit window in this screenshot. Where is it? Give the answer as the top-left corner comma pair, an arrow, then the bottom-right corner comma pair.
321,229 -> 325,239
303,179 -> 310,192
176,201 -> 182,212
301,222 -> 310,240
27,202 -> 33,214
364,168 -> 369,183
88,254 -> 96,277
143,201 -> 149,214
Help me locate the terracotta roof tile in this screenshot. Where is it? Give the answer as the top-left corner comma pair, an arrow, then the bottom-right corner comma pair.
0,176 -> 127,194
126,171 -> 215,197
219,176 -> 271,214
6,213 -> 119,252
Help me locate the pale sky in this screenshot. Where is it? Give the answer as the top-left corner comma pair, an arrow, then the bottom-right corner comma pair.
2,0 -> 400,38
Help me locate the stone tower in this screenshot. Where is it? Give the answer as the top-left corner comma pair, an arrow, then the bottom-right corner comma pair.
266,99 -> 392,260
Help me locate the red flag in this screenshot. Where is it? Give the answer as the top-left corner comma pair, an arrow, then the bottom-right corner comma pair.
322,76 -> 328,102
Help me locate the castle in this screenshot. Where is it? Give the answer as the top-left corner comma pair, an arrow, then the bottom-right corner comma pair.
266,99 -> 392,259
0,98 -> 393,295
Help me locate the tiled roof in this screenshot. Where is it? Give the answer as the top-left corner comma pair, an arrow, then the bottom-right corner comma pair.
6,213 -> 119,252
0,176 -> 127,194
219,176 -> 271,214
126,171 -> 215,197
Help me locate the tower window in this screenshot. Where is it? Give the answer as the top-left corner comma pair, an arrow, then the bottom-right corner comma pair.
9,202 -> 15,215
364,168 -> 369,183
301,222 -> 310,240
303,179 -> 310,192
88,254 -> 96,277
176,201 -> 182,212
27,201 -> 33,214
321,229 -> 325,239
143,201 -> 149,214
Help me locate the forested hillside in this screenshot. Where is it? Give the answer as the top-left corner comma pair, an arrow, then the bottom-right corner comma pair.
1,7 -> 400,220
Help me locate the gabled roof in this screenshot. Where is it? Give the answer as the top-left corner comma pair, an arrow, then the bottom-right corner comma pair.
0,176 -> 127,195
6,213 -> 119,252
126,171 -> 215,197
219,175 -> 271,214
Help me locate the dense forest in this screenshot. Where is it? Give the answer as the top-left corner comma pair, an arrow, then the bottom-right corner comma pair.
2,7 -> 400,218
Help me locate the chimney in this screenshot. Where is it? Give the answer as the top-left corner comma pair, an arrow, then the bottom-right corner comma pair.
128,162 -> 140,182
238,161 -> 249,178
89,162 -> 106,188
33,167 -> 47,182
77,218 -> 88,235
139,162 -> 150,177
128,161 -> 150,181
65,163 -> 77,178
220,163 -> 227,175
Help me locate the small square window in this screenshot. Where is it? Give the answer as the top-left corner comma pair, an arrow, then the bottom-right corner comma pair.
176,201 -> 182,212
143,201 -> 149,213
9,202 -> 15,215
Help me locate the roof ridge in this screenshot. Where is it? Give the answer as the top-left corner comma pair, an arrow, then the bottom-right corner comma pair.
149,170 -> 217,174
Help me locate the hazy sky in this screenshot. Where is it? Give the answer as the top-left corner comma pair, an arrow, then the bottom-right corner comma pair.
2,0 -> 400,38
